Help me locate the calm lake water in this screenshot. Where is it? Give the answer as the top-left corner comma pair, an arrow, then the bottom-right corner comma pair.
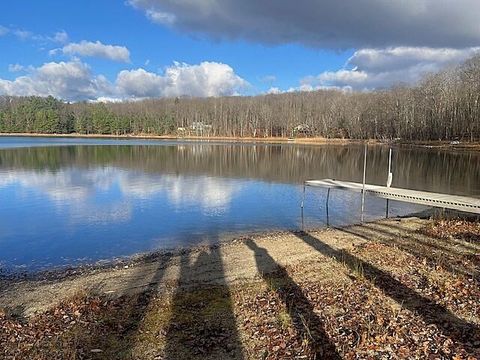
0,136 -> 479,271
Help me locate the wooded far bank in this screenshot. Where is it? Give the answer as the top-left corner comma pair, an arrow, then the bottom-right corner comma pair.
0,55 -> 479,141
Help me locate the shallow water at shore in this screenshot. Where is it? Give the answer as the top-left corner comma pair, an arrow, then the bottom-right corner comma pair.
0,136 -> 478,271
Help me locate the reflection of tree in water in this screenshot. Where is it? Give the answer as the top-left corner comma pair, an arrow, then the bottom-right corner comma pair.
1,144 -> 479,195
164,249 -> 244,359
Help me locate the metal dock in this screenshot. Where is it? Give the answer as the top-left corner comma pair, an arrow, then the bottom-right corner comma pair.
305,179 -> 480,214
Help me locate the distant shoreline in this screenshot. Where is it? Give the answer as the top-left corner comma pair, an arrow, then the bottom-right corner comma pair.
0,132 -> 363,144
0,132 -> 479,150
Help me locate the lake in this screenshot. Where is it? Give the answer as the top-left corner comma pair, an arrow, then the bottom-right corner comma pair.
0,136 -> 479,271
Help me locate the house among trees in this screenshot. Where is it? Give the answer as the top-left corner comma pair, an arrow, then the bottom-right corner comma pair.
292,124 -> 312,138
190,122 -> 213,136
177,127 -> 187,136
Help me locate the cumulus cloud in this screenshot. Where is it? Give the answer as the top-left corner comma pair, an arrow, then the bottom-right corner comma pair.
299,47 -> 480,90
116,61 -> 248,98
61,40 -> 131,62
0,60 -> 246,101
116,68 -> 168,98
0,60 -> 112,101
128,0 -> 480,49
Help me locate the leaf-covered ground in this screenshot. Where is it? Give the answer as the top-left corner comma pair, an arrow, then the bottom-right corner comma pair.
1,217 -> 479,359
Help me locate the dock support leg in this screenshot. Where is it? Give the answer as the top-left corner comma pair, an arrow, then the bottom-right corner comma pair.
301,184 -> 306,231
326,188 -> 331,227
385,199 -> 389,218
361,144 -> 367,223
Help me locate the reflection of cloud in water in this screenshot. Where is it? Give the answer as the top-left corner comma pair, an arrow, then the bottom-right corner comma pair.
118,174 -> 239,214
0,168 -> 240,221
0,168 -> 131,225
169,177 -> 236,214
0,168 -> 117,202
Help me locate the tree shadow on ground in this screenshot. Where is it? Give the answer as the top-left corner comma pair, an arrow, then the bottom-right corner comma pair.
336,221 -> 479,280
293,230 -> 480,350
71,235 -> 244,359
163,244 -> 244,359
373,220 -> 479,253
245,238 -> 341,359
83,253 -> 174,359
4,224 -> 246,359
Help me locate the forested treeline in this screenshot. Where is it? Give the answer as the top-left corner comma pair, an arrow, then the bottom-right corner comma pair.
0,55 -> 479,141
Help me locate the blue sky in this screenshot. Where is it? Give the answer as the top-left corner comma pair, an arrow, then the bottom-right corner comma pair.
0,1 -> 479,101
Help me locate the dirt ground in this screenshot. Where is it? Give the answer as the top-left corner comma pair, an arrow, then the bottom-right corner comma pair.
1,217 -> 479,359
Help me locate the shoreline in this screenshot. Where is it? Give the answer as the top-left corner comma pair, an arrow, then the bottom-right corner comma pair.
0,209 -> 437,283
0,228 -> 288,283
0,211 -> 475,301
1,132 -> 479,150
0,132 -> 369,144
0,210 -> 477,285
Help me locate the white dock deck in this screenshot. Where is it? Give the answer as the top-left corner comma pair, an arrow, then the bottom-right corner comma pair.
305,179 -> 480,214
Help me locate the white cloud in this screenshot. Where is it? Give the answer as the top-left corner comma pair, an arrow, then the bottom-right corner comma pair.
8,64 -> 25,73
0,60 -> 246,101
116,61 -> 248,98
52,30 -> 69,44
61,40 -> 131,63
116,68 -> 168,98
266,87 -> 282,95
13,29 -> 33,40
2,46 -> 475,100
350,47 -> 480,73
48,48 -> 61,56
302,70 -> 369,90
94,96 -> 126,103
268,83 -> 352,94
2,26 -> 68,45
128,0 -> 480,49
299,47 -> 480,90
0,60 -> 112,101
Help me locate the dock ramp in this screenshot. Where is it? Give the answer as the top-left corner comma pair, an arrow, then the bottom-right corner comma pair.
305,179 -> 480,215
